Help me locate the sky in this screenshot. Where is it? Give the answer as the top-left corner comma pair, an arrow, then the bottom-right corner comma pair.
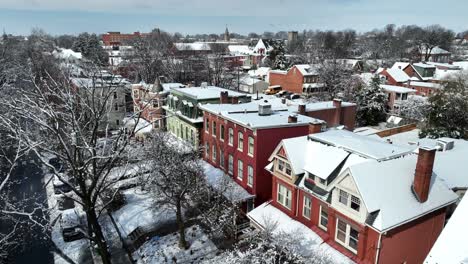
0,0 -> 467,36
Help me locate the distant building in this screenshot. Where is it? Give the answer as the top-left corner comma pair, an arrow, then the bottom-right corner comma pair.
238,76 -> 269,94
381,84 -> 416,113
163,86 -> 250,146
102,31 -> 148,46
288,31 -> 298,44
224,26 -> 230,42
269,64 -> 324,94
419,46 -> 451,63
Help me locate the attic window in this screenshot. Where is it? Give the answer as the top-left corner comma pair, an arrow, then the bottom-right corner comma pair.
351,195 -> 361,212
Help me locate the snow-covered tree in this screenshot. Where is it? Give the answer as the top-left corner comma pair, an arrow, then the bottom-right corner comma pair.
420,73 -> 468,139
355,76 -> 388,126
398,95 -> 429,121
316,61 -> 358,100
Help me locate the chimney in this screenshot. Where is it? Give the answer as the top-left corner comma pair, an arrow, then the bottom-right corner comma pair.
333,99 -> 342,126
288,114 -> 298,123
231,96 -> 239,104
298,104 -> 306,115
281,98 -> 286,104
220,91 -> 229,104
412,147 -> 436,203
309,120 -> 324,134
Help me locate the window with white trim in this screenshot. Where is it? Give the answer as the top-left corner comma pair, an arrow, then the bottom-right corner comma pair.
247,166 -> 253,187
228,128 -> 233,145
335,219 -> 359,253
338,189 -> 361,212
228,155 -> 233,175
350,195 -> 361,212
277,159 -> 292,176
303,196 -> 312,219
248,136 -> 254,156
339,189 -> 349,205
238,131 -> 244,151
277,184 -> 292,209
212,121 -> 216,137
212,145 -> 217,162
220,125 -> 225,141
319,206 -> 328,231
237,159 -> 243,180
205,118 -> 209,133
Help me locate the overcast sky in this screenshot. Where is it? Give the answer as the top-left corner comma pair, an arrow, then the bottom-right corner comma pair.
0,0 -> 467,35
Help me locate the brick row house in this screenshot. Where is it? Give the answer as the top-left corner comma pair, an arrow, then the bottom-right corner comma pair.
200,98 -> 357,208
249,129 -> 458,264
269,64 -> 324,94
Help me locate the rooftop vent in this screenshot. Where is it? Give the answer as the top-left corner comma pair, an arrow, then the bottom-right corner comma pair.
436,138 -> 455,151
201,82 -> 208,88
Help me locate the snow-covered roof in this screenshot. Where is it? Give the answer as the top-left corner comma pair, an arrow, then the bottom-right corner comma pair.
358,72 -> 375,85
381,84 -> 416,94
452,61 -> 468,70
426,62 -> 461,70
174,42 -> 211,51
202,161 -> 255,203
425,194 -> 468,264
409,81 -> 442,89
171,86 -> 246,100
349,155 -> 458,231
353,127 -> 381,136
239,76 -> 264,86
391,62 -> 410,70
228,45 -> 252,55
383,68 -> 410,83
413,63 -> 436,69
53,48 -> 83,61
247,202 -> 354,263
248,67 -> 270,77
309,130 -> 414,161
384,130 -> 468,189
420,46 -> 451,55
434,68 -> 461,80
293,64 -> 318,76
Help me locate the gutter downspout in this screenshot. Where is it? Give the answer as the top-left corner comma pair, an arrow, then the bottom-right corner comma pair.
295,186 -> 299,217
375,232 -> 383,264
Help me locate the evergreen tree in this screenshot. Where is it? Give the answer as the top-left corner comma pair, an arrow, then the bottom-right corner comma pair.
355,76 -> 388,126
420,74 -> 468,139
72,33 -> 108,66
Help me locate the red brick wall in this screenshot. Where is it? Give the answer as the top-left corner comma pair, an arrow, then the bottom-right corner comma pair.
305,105 -> 357,130
269,66 -> 305,94
378,208 -> 447,264
379,70 -> 400,86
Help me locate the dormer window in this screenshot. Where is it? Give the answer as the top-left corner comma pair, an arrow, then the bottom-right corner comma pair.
277,159 -> 292,176
339,189 -> 361,212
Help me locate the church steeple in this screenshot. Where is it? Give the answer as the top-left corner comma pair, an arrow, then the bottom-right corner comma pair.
224,25 -> 230,42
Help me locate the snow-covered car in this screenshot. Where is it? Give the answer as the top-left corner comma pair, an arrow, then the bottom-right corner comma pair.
289,93 -> 301,100
60,209 -> 85,242
56,194 -> 75,210
53,174 -> 73,195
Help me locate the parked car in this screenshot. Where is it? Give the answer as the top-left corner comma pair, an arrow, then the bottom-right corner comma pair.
56,194 -> 75,210
265,85 -> 282,95
60,209 -> 85,242
289,93 -> 301,100
53,174 -> 73,195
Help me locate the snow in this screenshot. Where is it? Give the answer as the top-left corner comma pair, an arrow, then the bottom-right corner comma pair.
248,67 -> 270,78
53,48 -> 83,61
248,202 -> 354,264
349,155 -> 459,231
353,127 -> 381,136
381,84 -> 416,94
133,225 -> 217,264
413,62 -> 437,69
112,188 -> 177,237
424,194 -> 468,264
384,68 -> 410,83
391,62 -> 410,70
228,45 -> 252,55
294,64 -> 319,76
409,81 -> 442,89
303,141 -> 350,180
123,117 -> 153,135
453,61 -> 468,70
170,86 -> 246,100
309,130 -> 414,161
202,161 -> 255,203
239,75 -> 263,86
174,42 -> 211,51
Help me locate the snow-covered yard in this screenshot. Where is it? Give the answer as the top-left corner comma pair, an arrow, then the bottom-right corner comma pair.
111,188 -> 178,237
133,225 -> 218,264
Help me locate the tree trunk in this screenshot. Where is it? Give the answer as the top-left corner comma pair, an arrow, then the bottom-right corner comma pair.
176,198 -> 189,249
86,206 -> 112,264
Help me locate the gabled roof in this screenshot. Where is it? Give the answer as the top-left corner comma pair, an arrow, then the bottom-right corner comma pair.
381,84 -> 416,94
391,62 -> 410,70
349,155 -> 458,231
293,64 -> 319,76
383,68 -> 411,83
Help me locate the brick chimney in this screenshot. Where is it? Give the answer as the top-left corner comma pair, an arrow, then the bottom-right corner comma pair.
288,114 -> 298,123
298,104 -> 306,115
309,120 -> 324,134
220,91 -> 229,104
333,99 -> 342,126
231,96 -> 239,104
412,147 -> 436,203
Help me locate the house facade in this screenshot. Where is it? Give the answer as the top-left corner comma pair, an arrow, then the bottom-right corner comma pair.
102,31 -> 148,46
252,130 -> 458,264
269,64 -> 324,94
381,84 -> 416,113
164,87 -> 250,147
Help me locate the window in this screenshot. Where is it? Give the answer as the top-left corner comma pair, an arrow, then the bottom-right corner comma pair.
212,121 -> 216,137
303,196 -> 312,219
277,184 -> 292,209
228,128 -> 233,145
113,92 -> 117,99
319,178 -> 327,185
205,142 -> 209,158
238,132 -> 244,151
339,189 -> 349,205
319,206 -> 328,231
205,119 -> 209,133
277,159 -> 292,176
116,119 -> 120,126
220,149 -> 224,168
335,219 -> 359,254
248,136 -> 254,156
212,145 -> 217,162
114,104 -> 119,111
220,125 -> 225,141
228,155 -> 233,175
278,160 -> 285,171
350,195 -> 361,212
247,166 -> 253,187
237,159 -> 243,180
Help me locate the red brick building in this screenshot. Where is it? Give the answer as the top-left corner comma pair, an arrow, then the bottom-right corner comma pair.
249,130 -> 458,263
269,64 -> 324,94
102,31 -> 148,46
